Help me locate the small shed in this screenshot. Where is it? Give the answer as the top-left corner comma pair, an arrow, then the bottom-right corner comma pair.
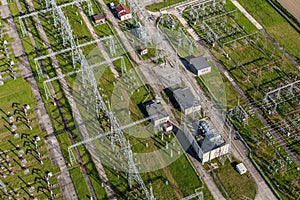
163,121 -> 173,132
236,163 -> 247,175
92,14 -> 106,24
188,56 -> 211,76
139,46 -> 148,55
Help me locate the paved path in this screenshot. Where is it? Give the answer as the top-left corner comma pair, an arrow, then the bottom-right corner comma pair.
189,156 -> 226,200
0,0 -> 78,199
230,0 -> 263,30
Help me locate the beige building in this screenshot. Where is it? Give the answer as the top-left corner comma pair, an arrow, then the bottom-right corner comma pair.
145,100 -> 169,127
173,87 -> 201,115
188,56 -> 211,76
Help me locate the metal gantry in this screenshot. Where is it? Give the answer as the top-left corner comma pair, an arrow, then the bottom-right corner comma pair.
127,0 -> 151,44
22,0 -> 153,198
42,56 -> 124,100
228,104 -> 249,125
19,0 -> 93,37
263,80 -> 300,111
181,191 -> 203,200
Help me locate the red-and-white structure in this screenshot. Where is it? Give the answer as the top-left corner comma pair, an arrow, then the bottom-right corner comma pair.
116,4 -> 132,21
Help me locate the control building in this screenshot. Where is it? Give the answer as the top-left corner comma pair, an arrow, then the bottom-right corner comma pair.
173,87 -> 201,115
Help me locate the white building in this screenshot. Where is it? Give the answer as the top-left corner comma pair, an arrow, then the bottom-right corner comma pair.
188,56 -> 211,76
236,163 -> 247,175
181,120 -> 230,164
173,87 -> 201,115
145,100 -> 169,127
139,46 -> 148,55
116,4 -> 132,21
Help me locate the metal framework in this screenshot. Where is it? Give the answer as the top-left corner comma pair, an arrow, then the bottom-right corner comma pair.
24,0 -> 153,198
200,11 -> 243,46
19,0 -> 92,19
19,0 -> 93,37
187,1 -> 255,48
228,104 -> 249,125
34,36 -> 112,62
263,80 -> 300,111
222,32 -> 258,47
127,0 -> 151,44
181,191 -> 203,200
158,14 -> 195,56
175,0 -> 226,13
43,56 -> 125,100
35,36 -> 115,77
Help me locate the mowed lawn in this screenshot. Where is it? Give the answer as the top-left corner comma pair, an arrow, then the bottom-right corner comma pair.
0,78 -> 62,199
146,0 -> 187,11
0,78 -> 36,112
237,0 -> 300,63
213,159 -> 257,200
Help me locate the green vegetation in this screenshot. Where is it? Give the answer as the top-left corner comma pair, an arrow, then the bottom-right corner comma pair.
183,0 -> 299,199
0,77 -> 62,199
7,1 -> 106,199
210,159 -> 256,200
236,0 -> 300,63
146,0 -> 187,12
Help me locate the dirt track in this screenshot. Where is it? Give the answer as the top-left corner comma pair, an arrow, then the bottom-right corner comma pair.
277,0 -> 300,22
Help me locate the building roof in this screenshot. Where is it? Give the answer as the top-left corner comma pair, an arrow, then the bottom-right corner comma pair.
236,163 -> 247,174
145,100 -> 168,121
139,46 -> 147,51
116,4 -> 131,15
173,87 -> 200,111
189,56 -> 210,70
93,14 -> 105,21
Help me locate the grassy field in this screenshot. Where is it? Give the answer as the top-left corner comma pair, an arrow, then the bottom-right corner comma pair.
146,0 -> 187,12
0,77 -> 62,199
211,159 -> 256,200
236,0 -> 300,63
182,1 -> 300,199
7,1 -> 111,199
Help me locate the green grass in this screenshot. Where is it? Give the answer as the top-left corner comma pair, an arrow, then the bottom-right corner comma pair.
0,77 -> 61,199
236,0 -> 300,63
69,167 -> 91,199
212,159 -> 256,200
146,0 -> 187,12
81,149 -> 108,199
8,1 -> 106,199
184,1 -> 300,198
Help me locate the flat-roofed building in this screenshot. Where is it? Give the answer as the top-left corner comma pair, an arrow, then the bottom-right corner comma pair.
144,100 -> 169,127
188,56 -> 211,76
236,163 -> 247,175
173,87 -> 201,115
